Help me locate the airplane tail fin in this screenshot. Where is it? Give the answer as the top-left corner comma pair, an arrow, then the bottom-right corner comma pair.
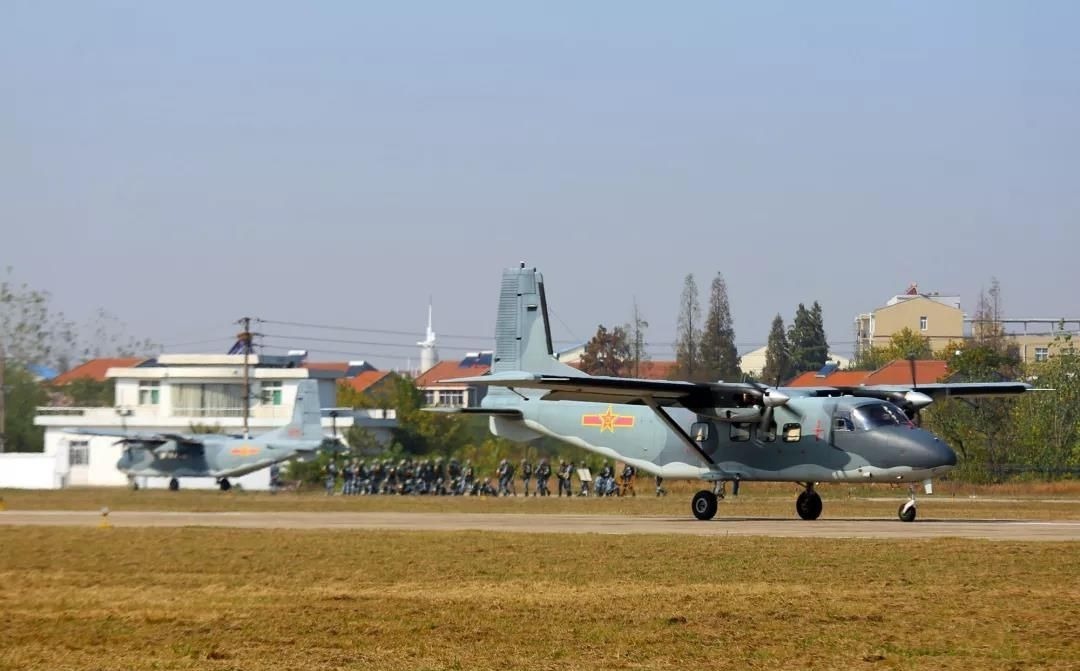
491,264 -> 584,378
265,379 -> 324,442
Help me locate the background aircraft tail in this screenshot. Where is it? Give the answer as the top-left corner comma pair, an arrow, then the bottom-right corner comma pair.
264,379 -> 323,442
492,264 -> 584,378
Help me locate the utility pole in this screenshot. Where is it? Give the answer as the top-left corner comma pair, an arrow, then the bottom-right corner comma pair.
236,318 -> 256,439
0,342 -> 6,453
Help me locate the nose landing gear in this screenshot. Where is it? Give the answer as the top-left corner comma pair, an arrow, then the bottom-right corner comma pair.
898,485 -> 917,522
218,478 -> 232,492
796,483 -> 822,520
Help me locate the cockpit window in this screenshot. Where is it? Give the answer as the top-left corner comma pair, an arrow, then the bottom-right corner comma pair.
852,402 -> 911,430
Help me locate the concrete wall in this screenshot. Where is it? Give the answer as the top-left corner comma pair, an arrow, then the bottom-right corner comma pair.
0,452 -> 66,489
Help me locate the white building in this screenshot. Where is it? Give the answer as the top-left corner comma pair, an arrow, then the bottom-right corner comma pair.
4,353 -> 396,490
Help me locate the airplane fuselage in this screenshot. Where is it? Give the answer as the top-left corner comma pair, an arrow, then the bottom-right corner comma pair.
489,395 -> 957,485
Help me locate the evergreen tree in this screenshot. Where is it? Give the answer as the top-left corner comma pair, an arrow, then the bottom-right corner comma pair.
788,302 -> 829,373
699,272 -> 741,381
761,314 -> 793,385
673,274 -> 702,380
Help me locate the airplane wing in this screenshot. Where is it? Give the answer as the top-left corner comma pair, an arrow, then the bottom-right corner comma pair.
442,372 -> 757,410
63,428 -> 204,445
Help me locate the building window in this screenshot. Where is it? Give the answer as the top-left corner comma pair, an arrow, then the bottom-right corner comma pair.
173,383 -> 244,417
438,390 -> 465,407
423,390 -> 437,406
1035,347 -> 1049,363
260,381 -> 283,406
69,440 -> 90,466
919,316 -> 928,331
138,381 -> 160,405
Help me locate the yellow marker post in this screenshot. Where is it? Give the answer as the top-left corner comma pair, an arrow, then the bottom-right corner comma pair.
0,496 -> 6,511
98,506 -> 112,529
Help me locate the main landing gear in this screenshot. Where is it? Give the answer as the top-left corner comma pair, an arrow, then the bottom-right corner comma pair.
796,483 -> 822,521
898,485 -> 917,522
691,490 -> 718,520
168,478 -> 180,491
218,478 -> 232,492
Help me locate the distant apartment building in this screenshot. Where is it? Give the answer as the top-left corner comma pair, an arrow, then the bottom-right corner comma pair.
854,284 -> 965,359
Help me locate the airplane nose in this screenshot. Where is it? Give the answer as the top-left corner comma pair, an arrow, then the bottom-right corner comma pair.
900,430 -> 956,469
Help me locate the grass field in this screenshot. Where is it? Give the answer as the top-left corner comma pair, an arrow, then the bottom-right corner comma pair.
3,480 -> 1080,520
1,526 -> 1077,670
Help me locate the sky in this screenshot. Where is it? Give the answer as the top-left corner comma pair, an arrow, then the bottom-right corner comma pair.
3,1 -> 1078,370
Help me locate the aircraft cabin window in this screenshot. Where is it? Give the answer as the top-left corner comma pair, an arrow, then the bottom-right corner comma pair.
691,422 -> 710,442
730,423 -> 751,442
782,423 -> 802,443
833,414 -> 854,432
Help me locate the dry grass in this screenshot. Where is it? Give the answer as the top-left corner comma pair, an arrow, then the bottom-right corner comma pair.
0,527 -> 1077,670
3,481 -> 1080,520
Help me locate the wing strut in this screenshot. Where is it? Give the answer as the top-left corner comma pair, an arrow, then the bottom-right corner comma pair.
644,398 -> 716,466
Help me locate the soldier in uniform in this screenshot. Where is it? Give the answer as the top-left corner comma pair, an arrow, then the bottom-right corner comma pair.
520,458 -> 533,496
462,460 -> 475,495
341,460 -> 355,495
620,463 -> 636,497
556,459 -> 572,497
655,475 -> 667,497
269,462 -> 281,494
535,458 -> 551,496
496,459 -> 512,496
324,460 -> 338,496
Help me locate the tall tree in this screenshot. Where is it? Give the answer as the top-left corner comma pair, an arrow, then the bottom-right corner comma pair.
627,299 -> 650,378
699,272 -> 741,381
852,327 -> 933,371
788,303 -> 828,373
673,274 -> 703,380
580,324 -> 633,377
761,314 -> 794,385
0,268 -> 77,369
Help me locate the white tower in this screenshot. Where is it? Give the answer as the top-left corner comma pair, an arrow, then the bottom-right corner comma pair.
418,301 -> 438,374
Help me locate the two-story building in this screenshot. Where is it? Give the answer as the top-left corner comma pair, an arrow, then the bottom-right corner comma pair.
4,353 -> 396,490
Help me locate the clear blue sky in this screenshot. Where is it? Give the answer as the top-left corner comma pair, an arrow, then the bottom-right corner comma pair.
3,1 -> 1078,368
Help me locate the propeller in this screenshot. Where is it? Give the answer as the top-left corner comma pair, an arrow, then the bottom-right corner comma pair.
906,355 -> 924,426
746,381 -> 797,434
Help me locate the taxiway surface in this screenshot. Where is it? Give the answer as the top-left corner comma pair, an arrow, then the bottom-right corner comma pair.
2,510 -> 1079,541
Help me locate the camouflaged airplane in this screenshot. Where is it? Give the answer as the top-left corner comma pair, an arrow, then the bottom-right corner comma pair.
67,380 -> 330,491
443,264 -> 1030,522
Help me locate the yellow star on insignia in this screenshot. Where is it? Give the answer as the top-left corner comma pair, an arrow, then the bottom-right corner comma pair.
599,406 -> 618,432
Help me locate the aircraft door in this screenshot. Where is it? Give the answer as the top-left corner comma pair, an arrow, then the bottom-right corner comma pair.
830,409 -> 857,451
690,419 -> 719,460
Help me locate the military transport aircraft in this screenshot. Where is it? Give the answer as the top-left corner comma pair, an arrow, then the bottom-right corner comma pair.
442,265 -> 1030,522
67,380 -> 333,491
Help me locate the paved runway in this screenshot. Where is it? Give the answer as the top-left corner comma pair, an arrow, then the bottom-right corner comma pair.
2,510 -> 1079,540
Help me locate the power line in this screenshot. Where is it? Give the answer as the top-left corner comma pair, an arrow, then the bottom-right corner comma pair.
260,334 -> 491,353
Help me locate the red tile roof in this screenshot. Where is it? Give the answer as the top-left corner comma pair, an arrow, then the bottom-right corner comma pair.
864,360 -> 948,386
786,360 -> 947,388
567,360 -> 678,380
418,360 -> 490,387
340,370 -> 395,394
51,358 -> 144,385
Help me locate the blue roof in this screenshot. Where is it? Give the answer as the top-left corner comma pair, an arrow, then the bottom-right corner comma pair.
28,363 -> 59,381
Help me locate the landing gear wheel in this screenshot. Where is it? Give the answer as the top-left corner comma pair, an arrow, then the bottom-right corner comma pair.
898,501 -> 917,523
218,478 -> 232,492
129,479 -> 139,491
691,490 -> 718,521
168,478 -> 179,491
796,491 -> 823,520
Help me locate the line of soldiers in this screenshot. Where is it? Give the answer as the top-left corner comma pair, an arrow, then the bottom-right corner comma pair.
319,457 -> 647,497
